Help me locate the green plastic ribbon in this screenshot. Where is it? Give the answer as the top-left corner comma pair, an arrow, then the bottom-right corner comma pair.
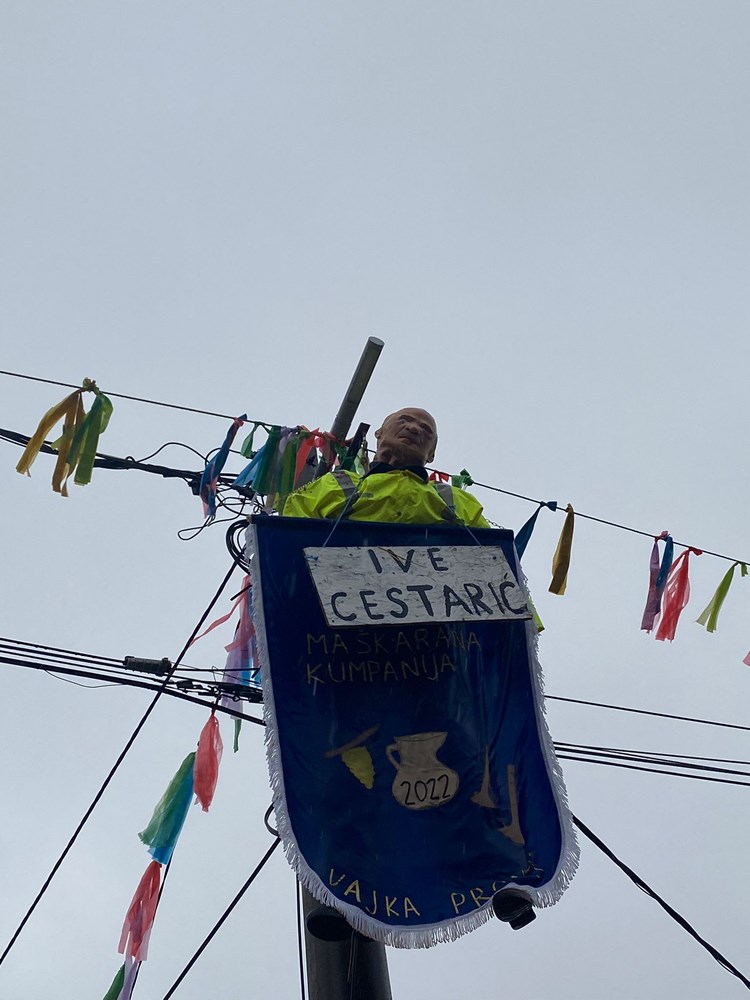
253,426 -> 282,494
451,468 -> 474,490
102,963 -> 125,1000
139,752 -> 196,864
16,378 -> 112,495
696,562 -> 747,633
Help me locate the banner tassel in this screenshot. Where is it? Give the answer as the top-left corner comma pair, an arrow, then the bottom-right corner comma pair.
696,562 -> 747,633
194,713 -> 223,812
549,504 -> 575,595
139,753 -> 196,864
118,861 -> 162,962
654,547 -> 702,642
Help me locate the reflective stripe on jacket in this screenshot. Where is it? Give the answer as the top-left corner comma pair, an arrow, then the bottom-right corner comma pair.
282,468 -> 489,528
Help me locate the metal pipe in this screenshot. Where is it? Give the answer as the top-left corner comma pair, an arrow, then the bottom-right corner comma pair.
316,337 -> 384,477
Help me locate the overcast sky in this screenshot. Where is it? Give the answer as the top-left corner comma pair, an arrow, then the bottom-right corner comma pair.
1,3 -> 749,998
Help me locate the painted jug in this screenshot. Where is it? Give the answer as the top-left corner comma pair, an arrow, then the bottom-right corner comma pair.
386,731 -> 459,810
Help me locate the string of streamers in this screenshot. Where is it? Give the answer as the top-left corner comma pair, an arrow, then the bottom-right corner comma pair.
232,425 -> 357,508
640,532 -> 674,632
103,713 -> 228,997
549,504 -> 575,595
696,562 -> 748,634
200,415 -> 246,518
15,378 -> 113,494
654,548 -> 702,642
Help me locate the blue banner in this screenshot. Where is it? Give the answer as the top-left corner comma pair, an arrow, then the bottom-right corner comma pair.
250,516 -> 577,947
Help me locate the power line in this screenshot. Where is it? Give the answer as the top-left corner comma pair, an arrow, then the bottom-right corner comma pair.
161,837 -> 281,1000
2,367 -> 748,564
0,561 -> 240,968
547,695 -> 750,734
573,815 -> 750,991
0,654 -> 264,723
0,369 -> 259,424
559,754 -> 750,788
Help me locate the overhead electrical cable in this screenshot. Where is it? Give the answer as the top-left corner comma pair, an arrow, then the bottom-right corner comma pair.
160,837 -> 281,1000
0,654 -> 264,722
559,755 -> 750,788
573,815 -> 750,991
1,370 -> 747,562
0,369 -> 265,424
0,561 -> 240,968
547,695 -> 750,734
3,636 -> 748,740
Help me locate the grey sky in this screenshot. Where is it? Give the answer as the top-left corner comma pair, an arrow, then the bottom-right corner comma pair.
1,3 -> 749,997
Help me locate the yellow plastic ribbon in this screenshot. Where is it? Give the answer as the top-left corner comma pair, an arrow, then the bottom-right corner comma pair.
549,504 -> 575,595
696,562 -> 747,633
16,378 -> 112,495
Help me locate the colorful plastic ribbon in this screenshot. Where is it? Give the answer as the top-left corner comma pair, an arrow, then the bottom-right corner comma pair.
16,378 -> 113,494
118,860 -> 162,962
654,547 -> 702,642
515,501 -> 558,560
640,532 -> 674,632
102,963 -> 125,1000
199,414 -> 246,518
696,562 -> 747,634
451,468 -> 474,490
139,753 -> 196,864
549,504 -> 575,595
194,713 -> 223,812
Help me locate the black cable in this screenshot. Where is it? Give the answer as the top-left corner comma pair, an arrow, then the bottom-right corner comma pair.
0,654 -> 265,719
559,754 -> 750,787
136,441 -> 209,464
4,409 -> 750,566
264,804 -> 279,837
572,815 -> 750,990
0,561 -> 240,968
161,838 -> 280,1000
296,882 -> 307,1000
547,695 -> 750,734
0,369 -> 265,424
555,742 -> 750,767
555,744 -> 750,777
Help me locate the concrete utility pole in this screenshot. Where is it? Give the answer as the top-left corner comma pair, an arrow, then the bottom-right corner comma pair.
303,335 -> 392,1000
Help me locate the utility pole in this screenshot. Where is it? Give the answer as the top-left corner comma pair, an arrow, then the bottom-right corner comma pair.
302,335 -> 392,1000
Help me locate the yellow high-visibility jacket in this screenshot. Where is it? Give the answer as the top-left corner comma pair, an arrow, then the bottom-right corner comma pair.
282,467 -> 489,528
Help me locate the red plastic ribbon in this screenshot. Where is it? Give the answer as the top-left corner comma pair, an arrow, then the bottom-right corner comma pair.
194,713 -> 224,812
428,470 -> 450,483
189,577 -> 251,647
655,547 -> 702,642
118,860 -> 162,962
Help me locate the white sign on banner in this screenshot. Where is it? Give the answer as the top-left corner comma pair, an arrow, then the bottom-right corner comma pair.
304,544 -> 531,628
